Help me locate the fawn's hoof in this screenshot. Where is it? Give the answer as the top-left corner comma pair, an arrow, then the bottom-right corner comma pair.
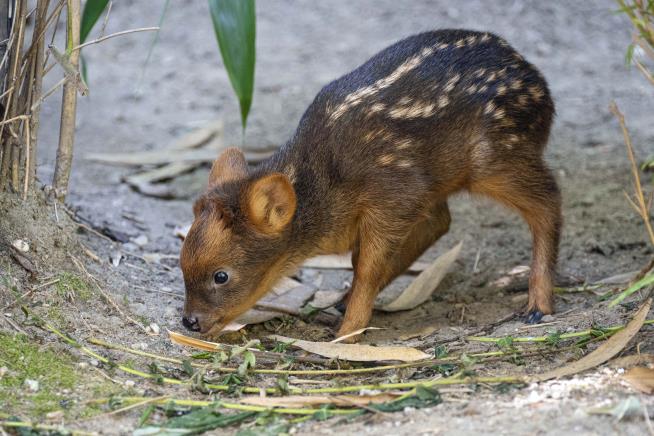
525,310 -> 544,324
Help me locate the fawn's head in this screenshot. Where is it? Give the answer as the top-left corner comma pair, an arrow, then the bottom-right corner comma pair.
179,148 -> 296,335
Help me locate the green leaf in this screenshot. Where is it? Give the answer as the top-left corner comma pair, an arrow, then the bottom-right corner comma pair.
208,0 -> 256,129
608,273 -> 654,307
135,408 -> 256,435
80,0 -> 110,44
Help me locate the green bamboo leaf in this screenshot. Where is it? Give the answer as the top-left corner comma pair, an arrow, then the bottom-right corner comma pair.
208,0 -> 256,129
80,0 -> 110,44
608,273 -> 654,307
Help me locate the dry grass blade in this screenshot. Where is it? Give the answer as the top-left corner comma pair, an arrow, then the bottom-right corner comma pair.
532,297 -> 652,381
623,366 -> 654,394
168,330 -> 224,351
240,393 -> 402,408
609,101 -> 654,246
271,334 -> 431,362
380,241 -> 462,312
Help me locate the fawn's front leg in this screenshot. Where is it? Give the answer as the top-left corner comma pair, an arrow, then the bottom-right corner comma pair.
337,202 -> 451,340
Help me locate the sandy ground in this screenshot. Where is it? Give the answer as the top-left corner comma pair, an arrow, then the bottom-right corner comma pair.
2,0 -> 654,434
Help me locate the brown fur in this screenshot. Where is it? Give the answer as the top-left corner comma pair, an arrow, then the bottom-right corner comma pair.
180,30 -> 562,340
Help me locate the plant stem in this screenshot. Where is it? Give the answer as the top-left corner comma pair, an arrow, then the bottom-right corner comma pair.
52,0 -> 81,200
467,319 -> 654,343
609,101 -> 654,247
0,421 -> 94,436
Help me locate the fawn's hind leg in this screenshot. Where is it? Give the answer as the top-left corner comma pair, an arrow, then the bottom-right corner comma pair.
471,161 -> 562,323
338,202 -> 451,339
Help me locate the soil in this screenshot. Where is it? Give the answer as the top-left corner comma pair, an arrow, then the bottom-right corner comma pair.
2,0 -> 654,435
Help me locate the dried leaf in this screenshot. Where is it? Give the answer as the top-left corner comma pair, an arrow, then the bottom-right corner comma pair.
532,298 -> 652,381
240,393 -> 401,408
623,367 -> 654,394
270,335 -> 430,362
609,354 -> 654,369
303,254 -> 428,273
331,327 -> 383,343
168,330 -> 224,352
310,289 -> 347,309
380,242 -> 463,312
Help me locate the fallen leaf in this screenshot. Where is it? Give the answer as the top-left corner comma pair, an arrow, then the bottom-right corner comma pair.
240,393 -> 401,408
532,298 -> 652,381
303,254 -> 429,273
270,335 -> 430,362
609,354 -> 654,369
380,242 -> 463,312
623,367 -> 654,394
508,265 -> 530,275
168,330 -> 224,352
310,289 -> 347,309
331,327 -> 383,343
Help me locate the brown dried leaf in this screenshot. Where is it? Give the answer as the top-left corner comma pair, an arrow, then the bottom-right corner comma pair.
532,298 -> 652,382
623,367 -> 654,394
609,354 -> 654,369
168,330 -> 224,351
270,335 -> 430,362
240,393 -> 401,408
380,242 -> 463,312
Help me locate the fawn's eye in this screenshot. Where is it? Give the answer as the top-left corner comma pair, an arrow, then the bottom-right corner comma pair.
213,271 -> 229,285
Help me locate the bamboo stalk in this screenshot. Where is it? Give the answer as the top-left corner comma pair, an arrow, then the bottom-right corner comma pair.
0,421 -> 94,436
88,336 -> 567,377
467,318 -> 654,343
52,0 -> 81,200
1,0 -> 27,191
27,0 -> 51,193
90,396 -> 360,416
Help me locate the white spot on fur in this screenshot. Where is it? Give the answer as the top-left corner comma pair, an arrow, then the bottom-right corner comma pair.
443,73 -> 461,92
396,138 -> 413,149
437,95 -> 449,109
481,33 -> 491,43
484,101 -> 496,115
377,154 -> 396,166
329,44 -> 438,123
389,101 -> 435,119
496,84 -> 507,96
397,159 -> 413,168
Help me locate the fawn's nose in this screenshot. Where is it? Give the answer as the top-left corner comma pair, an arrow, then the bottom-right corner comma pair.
182,315 -> 201,332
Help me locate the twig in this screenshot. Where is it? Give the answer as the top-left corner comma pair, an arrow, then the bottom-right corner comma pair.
468,319 -> 654,343
0,421 -> 93,436
609,101 -> 654,246
68,254 -> 147,332
72,26 -> 159,51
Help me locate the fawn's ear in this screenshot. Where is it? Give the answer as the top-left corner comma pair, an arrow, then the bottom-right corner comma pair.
244,173 -> 296,234
208,147 -> 248,188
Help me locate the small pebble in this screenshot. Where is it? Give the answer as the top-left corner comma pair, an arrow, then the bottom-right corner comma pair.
45,410 -> 64,422
542,314 -> 555,322
12,239 -> 29,252
147,323 -> 160,335
77,362 -> 89,369
90,359 -> 99,367
131,235 -> 149,247
124,380 -> 136,388
24,379 -> 39,392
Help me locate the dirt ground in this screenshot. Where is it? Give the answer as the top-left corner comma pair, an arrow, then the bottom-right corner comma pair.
2,0 -> 654,434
